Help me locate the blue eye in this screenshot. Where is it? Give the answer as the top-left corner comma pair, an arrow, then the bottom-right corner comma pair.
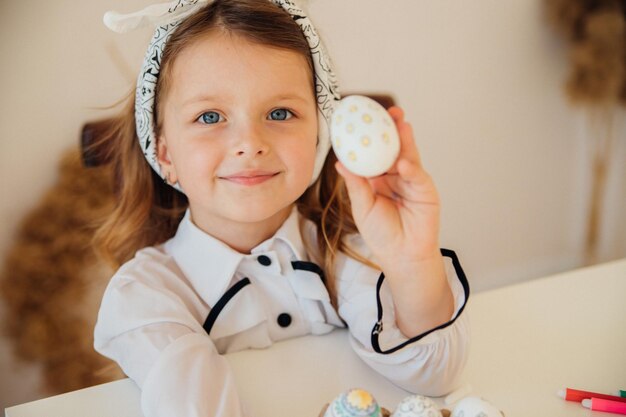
269,109 -> 293,121
199,111 -> 222,124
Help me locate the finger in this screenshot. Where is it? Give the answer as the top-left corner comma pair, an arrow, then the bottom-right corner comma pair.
395,158 -> 440,207
396,120 -> 422,168
367,173 -> 392,193
368,176 -> 399,202
334,161 -> 375,218
385,106 -> 422,169
397,157 -> 430,184
387,106 -> 404,123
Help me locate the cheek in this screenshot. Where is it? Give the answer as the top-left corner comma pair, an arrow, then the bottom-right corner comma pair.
173,143 -> 222,182
299,120 -> 319,160
285,133 -> 318,175
286,134 -> 317,160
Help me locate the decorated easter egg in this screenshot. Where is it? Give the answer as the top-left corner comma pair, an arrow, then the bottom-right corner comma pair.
391,395 -> 442,417
324,388 -> 383,417
450,397 -> 503,417
330,95 -> 400,177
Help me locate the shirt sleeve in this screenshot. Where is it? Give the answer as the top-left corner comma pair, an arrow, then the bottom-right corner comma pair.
335,236 -> 471,396
93,255 -> 249,417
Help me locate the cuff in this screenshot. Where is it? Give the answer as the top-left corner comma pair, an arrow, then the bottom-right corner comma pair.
371,248 -> 470,355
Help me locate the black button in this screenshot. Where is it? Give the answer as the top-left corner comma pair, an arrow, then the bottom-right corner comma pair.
257,255 -> 272,266
277,313 -> 292,328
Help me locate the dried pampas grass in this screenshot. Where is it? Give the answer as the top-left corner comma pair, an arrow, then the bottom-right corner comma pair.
545,0 -> 626,106
0,148 -> 123,395
545,0 -> 625,265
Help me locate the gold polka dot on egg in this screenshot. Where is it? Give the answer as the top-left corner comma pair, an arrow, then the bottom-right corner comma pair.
335,115 -> 342,124
382,133 -> 390,143
348,151 -> 356,161
334,137 -> 341,149
346,123 -> 354,133
349,105 -> 358,112
362,114 -> 372,124
361,136 -> 370,146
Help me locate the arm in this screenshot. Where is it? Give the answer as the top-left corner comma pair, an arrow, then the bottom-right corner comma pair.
94,255 -> 248,417
336,240 -> 470,396
383,252 -> 453,338
335,106 -> 470,394
335,105 -> 459,345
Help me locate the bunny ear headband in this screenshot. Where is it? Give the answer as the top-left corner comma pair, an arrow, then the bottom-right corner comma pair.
103,0 -> 341,193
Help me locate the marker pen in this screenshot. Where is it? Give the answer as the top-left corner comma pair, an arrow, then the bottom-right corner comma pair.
620,390 -> 626,398
558,388 -> 626,404
582,398 -> 626,415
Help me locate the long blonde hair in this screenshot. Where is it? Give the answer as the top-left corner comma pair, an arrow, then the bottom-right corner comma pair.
92,0 -> 376,307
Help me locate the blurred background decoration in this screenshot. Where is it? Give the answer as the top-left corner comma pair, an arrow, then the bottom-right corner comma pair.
544,0 -> 626,265
0,149 -> 124,396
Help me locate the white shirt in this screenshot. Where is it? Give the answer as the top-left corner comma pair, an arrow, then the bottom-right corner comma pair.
94,206 -> 470,417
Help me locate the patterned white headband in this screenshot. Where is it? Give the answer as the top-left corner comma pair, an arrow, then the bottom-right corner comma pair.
104,0 -> 341,193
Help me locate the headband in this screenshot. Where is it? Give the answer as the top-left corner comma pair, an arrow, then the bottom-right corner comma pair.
104,0 -> 341,193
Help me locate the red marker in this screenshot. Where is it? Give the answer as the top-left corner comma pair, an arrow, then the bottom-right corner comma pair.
557,388 -> 626,404
582,398 -> 626,415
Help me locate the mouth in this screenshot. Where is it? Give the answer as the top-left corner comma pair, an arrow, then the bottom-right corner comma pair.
219,170 -> 280,186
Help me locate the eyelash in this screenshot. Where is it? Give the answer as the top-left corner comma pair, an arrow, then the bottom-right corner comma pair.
196,108 -> 295,125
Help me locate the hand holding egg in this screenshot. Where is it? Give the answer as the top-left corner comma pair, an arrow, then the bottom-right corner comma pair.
332,96 -> 443,271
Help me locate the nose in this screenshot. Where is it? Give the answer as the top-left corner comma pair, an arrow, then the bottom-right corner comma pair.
233,121 -> 270,157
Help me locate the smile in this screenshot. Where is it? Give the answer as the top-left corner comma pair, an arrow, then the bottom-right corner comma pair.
220,171 -> 280,186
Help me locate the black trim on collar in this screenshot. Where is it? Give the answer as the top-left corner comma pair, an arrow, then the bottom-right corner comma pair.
292,260 -> 348,327
371,248 -> 470,355
291,260 -> 326,284
202,261 -> 329,337
203,277 -> 251,336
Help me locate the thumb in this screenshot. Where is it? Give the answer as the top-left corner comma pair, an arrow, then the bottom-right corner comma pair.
334,161 -> 374,221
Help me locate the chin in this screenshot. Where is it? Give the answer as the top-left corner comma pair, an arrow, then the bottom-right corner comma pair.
220,200 -> 294,224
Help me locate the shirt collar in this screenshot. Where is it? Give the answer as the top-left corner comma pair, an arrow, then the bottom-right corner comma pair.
251,206 -> 306,261
164,206 -> 307,307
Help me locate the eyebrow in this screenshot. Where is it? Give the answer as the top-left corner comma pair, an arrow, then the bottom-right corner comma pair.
182,93 -> 310,108
181,95 -> 218,108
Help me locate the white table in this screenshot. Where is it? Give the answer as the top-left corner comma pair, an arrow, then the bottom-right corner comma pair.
6,258 -> 626,417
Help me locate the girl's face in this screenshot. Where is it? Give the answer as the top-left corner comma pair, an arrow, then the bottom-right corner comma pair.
157,31 -> 318,237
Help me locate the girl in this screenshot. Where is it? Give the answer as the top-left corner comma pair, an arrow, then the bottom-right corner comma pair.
93,0 -> 470,416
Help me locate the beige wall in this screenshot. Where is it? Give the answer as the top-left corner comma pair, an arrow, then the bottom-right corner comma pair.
1,0 -> 624,410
